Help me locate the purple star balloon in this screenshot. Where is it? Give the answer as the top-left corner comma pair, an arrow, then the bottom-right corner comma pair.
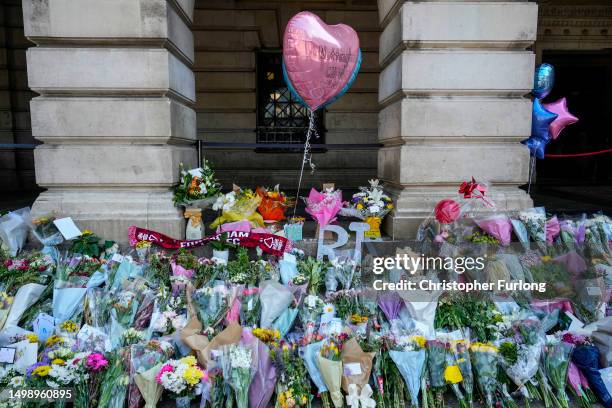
543,97 -> 579,140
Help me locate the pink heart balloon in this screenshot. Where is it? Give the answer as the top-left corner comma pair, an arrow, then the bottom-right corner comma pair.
283,11 -> 360,111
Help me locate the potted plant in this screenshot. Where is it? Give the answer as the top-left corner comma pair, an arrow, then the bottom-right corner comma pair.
210,232 -> 235,262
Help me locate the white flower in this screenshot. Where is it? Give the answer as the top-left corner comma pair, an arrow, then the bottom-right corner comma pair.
369,205 -> 381,214
229,345 -> 252,370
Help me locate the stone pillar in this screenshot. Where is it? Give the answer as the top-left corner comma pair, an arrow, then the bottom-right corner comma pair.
22,0 -> 197,242
377,1 -> 537,238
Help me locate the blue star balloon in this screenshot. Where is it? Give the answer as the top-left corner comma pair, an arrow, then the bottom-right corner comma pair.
521,136 -> 547,159
533,63 -> 555,99
531,99 -> 558,142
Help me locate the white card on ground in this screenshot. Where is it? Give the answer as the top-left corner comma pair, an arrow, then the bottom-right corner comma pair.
0,347 -> 16,364
344,362 -> 362,376
53,217 -> 82,240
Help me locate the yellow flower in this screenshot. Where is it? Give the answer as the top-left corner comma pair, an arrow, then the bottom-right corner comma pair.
541,256 -> 552,263
32,365 -> 51,377
183,366 -> 204,386
180,355 -> 197,367
26,334 -> 39,344
470,342 -> 498,354
301,396 -> 308,405
51,358 -> 65,365
45,335 -> 64,347
387,203 -> 394,209
444,365 -> 463,384
412,335 -> 427,349
82,229 -> 93,236
60,320 -> 78,333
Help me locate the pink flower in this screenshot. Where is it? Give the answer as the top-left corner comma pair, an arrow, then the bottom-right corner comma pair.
86,353 -> 108,372
155,364 -> 174,384
202,370 -> 210,383
242,287 -> 259,296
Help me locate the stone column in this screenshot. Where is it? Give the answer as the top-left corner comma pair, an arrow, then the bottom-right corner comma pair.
22,0 -> 197,242
377,1 -> 537,238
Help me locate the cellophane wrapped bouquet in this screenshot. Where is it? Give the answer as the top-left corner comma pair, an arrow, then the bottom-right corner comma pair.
346,179 -> 394,238
173,159 -> 221,207
303,187 -> 343,232
256,185 -> 293,222
211,186 -> 264,229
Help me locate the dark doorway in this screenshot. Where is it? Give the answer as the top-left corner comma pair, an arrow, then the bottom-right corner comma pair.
530,51 -> 612,214
538,51 -> 612,186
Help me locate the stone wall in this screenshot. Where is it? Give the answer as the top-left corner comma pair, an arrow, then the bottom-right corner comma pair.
0,0 -> 35,193
193,0 -> 379,189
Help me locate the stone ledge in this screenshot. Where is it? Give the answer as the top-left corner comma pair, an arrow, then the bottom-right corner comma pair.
378,97 -> 532,141
379,2 -> 538,64
33,144 -> 196,187
22,0 -> 194,64
377,143 -> 530,185
31,97 -> 196,143
379,50 -> 534,103
26,48 -> 195,104
31,189 -> 185,244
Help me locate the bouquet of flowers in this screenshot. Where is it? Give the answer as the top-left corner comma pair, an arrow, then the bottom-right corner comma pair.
172,160 -> 221,207
389,334 -> 427,408
303,187 -> 343,230
240,286 -> 260,328
543,336 -> 573,408
192,284 -> 229,333
211,186 -> 264,229
348,179 -> 393,238
448,339 -> 473,408
225,344 -> 254,408
256,185 -> 293,222
469,342 -> 499,408
426,339 -> 448,408
519,207 -> 547,247
155,355 -> 206,405
275,341 -> 312,408
28,214 -> 64,261
317,333 -> 348,408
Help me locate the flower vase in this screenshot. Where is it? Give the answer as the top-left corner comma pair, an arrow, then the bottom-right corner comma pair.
364,216 -> 382,239
212,249 -> 229,263
176,396 -> 191,408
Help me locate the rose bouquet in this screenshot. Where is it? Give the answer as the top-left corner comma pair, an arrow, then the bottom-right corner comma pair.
210,186 -> 264,229
172,160 -> 221,207
156,355 -> 206,406
128,340 -> 175,408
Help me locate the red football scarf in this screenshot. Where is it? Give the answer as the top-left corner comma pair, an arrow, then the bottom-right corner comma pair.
128,226 -> 292,257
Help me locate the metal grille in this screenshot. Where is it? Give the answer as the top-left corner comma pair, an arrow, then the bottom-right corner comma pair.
256,52 -> 324,146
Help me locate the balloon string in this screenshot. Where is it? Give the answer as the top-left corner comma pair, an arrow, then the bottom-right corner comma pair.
527,154 -> 536,195
293,110 -> 319,218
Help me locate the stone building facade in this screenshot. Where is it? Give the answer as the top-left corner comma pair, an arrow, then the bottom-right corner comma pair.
1,0 -> 611,242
